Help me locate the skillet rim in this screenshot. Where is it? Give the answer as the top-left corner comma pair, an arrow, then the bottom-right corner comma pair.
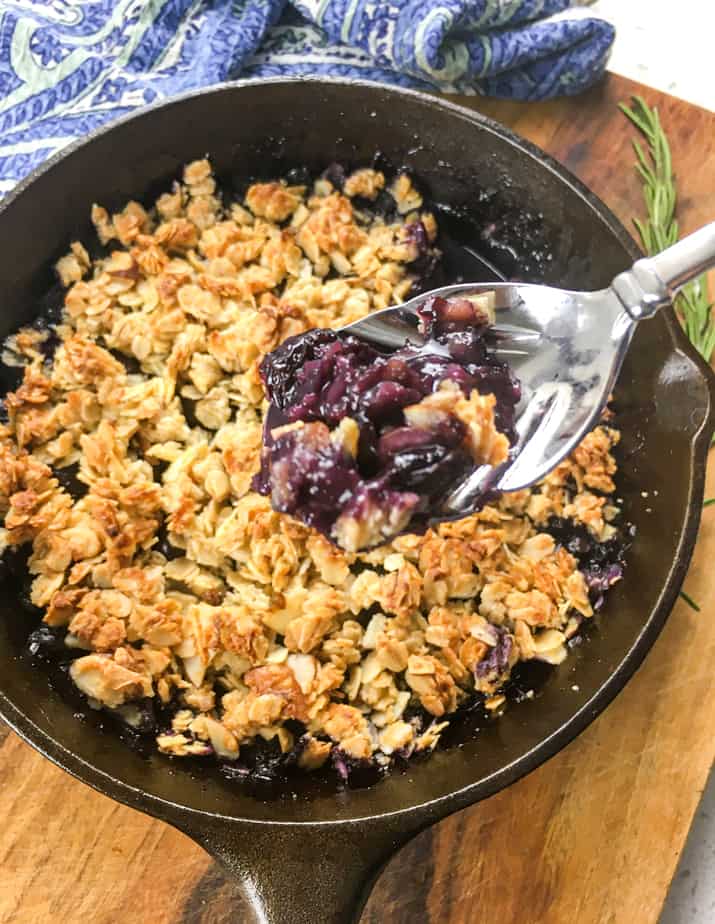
0,76 -> 712,828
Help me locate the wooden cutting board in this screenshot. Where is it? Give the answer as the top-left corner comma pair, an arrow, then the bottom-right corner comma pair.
1,72 -> 714,924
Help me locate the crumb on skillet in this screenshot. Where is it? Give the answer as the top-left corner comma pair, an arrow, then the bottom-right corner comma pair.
0,160 -> 624,779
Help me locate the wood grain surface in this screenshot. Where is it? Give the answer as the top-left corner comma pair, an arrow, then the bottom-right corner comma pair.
2,73 -> 714,924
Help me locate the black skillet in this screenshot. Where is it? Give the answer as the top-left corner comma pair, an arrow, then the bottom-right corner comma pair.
0,79 -> 713,924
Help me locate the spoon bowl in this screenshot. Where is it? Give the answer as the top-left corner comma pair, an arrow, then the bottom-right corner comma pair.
343,221 -> 715,519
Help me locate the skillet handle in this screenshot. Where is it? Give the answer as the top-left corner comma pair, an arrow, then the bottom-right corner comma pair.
174,815 -> 420,924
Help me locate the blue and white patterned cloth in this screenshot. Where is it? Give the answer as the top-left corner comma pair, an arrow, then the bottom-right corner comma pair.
0,1 -> 614,194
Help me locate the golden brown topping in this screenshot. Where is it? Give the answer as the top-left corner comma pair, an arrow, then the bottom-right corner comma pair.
306,533 -> 351,585
405,654 -> 459,717
69,609 -> 127,651
130,599 -> 183,647
56,241 -> 91,287
219,607 -> 270,662
375,561 -> 422,617
334,499 -> 415,553
5,366 -> 53,412
343,169 -> 385,200
378,720 -> 414,754
0,156 -> 622,774
70,653 -> 152,707
404,382 -> 509,467
184,158 -> 213,189
45,587 -> 86,627
297,193 -> 367,260
246,182 -> 303,222
297,736 -> 332,770
244,664 -> 308,722
389,174 -> 423,214
571,426 -> 619,493
322,703 -> 372,758
375,634 -> 409,672
154,218 -> 198,252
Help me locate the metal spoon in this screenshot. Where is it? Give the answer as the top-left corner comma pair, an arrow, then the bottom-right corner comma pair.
342,221 -> 715,521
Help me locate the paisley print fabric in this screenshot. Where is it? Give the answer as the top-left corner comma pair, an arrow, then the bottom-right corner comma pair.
0,1 -> 614,193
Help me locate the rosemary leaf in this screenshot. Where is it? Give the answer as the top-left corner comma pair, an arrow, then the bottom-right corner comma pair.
621,97 -> 715,362
679,590 -> 701,612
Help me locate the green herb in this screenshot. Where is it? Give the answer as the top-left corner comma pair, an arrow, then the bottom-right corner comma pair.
679,590 -> 701,612
622,98 -> 713,610
620,97 -> 715,362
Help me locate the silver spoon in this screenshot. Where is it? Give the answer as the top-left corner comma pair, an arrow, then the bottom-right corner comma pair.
342,221 -> 715,521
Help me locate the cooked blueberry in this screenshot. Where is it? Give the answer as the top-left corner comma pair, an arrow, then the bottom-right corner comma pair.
370,189 -> 398,218
320,163 -> 346,189
0,544 -> 29,580
53,462 -> 87,500
151,458 -> 170,479
475,627 -> 513,679
356,416 -> 379,475
361,381 -> 422,423
155,523 -> 183,560
330,746 -> 385,786
285,166 -> 311,186
545,516 -> 628,608
405,220 -> 429,255
243,736 -> 288,782
36,327 -> 61,361
377,427 -> 435,458
108,348 -> 142,375
256,293 -> 521,549
418,294 -> 490,337
259,328 -> 340,412
221,763 -> 251,781
441,329 -> 489,365
179,395 -> 202,429
388,444 -> 471,493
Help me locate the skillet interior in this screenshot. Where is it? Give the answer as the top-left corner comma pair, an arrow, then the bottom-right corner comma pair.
0,80 -> 711,827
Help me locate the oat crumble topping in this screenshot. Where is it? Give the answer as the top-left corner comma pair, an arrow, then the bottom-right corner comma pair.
0,160 -> 624,780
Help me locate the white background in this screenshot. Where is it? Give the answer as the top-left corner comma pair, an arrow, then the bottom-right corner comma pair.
590,0 -> 714,111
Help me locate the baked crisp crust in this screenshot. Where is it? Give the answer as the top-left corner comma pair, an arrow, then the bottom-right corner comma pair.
0,161 -> 624,777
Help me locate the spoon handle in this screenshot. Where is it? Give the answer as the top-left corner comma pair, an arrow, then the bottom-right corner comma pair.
611,221 -> 715,320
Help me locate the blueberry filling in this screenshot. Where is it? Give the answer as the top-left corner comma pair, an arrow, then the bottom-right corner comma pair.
475,626 -> 513,679
320,162 -> 347,190
404,220 -> 440,283
546,516 -> 629,610
254,294 -> 521,549
154,521 -> 184,561
330,746 -> 386,786
53,462 -> 87,501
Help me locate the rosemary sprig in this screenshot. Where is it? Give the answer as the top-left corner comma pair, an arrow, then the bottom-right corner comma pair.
621,97 -> 714,613
620,96 -> 715,362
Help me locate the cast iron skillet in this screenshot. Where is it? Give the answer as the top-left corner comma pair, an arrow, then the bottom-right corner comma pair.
0,79 -> 713,924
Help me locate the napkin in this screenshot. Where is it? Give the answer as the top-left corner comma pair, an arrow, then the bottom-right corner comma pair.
0,1 -> 614,193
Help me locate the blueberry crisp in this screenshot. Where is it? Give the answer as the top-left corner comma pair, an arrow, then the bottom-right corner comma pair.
0,161 -> 625,779
254,293 -> 521,551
